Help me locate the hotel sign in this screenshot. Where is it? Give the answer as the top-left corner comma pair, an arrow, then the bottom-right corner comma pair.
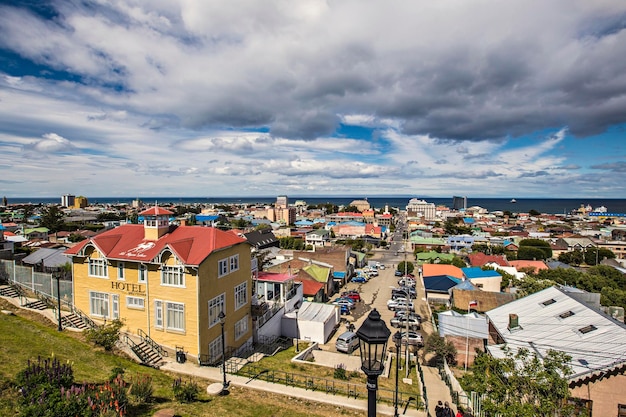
111,282 -> 145,296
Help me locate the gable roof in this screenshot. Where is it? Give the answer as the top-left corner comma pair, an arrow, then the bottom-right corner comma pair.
65,224 -> 246,266
302,264 -> 331,283
422,263 -> 464,279
467,253 -> 509,267
22,248 -> 69,268
424,275 -> 462,293
297,276 -> 325,296
486,285 -> 626,383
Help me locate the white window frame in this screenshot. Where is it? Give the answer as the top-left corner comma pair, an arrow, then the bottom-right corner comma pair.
155,300 -> 163,329
111,294 -> 119,320
208,293 -> 225,328
218,258 -> 228,278
117,262 -> 125,280
229,254 -> 239,273
161,265 -> 184,287
138,264 -> 147,283
209,335 -> 223,361
234,281 -> 248,310
235,315 -> 248,340
88,258 -> 108,278
89,291 -> 109,318
127,296 -> 145,309
166,301 -> 185,331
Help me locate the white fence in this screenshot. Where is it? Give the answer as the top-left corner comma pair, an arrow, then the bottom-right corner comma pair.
0,259 -> 73,306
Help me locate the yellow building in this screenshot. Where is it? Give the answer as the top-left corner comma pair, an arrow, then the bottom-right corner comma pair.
65,206 -> 252,364
74,195 -> 88,209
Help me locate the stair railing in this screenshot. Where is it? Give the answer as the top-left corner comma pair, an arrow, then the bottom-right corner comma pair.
71,306 -> 98,329
123,334 -> 151,364
137,329 -> 168,357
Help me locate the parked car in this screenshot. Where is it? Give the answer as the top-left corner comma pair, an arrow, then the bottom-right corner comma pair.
339,304 -> 350,315
367,270 -> 378,277
390,316 -> 421,331
398,277 -> 416,287
386,298 -> 415,312
391,287 -> 416,299
351,275 -> 367,283
332,297 -> 356,309
341,291 -> 361,302
399,331 -> 424,347
394,310 -> 422,322
394,270 -> 403,277
379,264 -> 385,270
336,331 -> 359,353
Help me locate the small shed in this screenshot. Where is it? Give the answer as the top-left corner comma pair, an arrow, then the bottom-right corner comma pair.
282,301 -> 338,344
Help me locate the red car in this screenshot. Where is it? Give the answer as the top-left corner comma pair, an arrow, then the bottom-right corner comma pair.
341,291 -> 362,302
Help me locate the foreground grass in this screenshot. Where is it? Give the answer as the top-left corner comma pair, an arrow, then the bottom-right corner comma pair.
0,299 -> 360,417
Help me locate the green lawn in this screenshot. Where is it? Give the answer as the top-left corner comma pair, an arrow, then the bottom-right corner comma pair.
0,301 -> 361,417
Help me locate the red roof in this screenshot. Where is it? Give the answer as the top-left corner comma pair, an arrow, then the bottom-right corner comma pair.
65,224 -> 246,266
467,253 -> 509,267
257,271 -> 294,283
140,206 -> 174,216
299,277 -> 325,296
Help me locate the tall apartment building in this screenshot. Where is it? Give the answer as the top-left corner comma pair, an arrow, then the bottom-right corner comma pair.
61,194 -> 75,207
276,195 -> 288,209
452,196 -> 467,211
65,206 -> 253,364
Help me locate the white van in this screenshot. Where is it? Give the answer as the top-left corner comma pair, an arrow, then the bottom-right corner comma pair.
335,331 -> 359,353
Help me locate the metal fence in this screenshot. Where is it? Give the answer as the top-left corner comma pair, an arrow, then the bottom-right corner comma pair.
231,362 -> 424,411
0,259 -> 73,306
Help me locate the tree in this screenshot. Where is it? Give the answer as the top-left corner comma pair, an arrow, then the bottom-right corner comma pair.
397,261 -> 414,275
583,247 -> 615,265
518,239 -> 552,260
528,209 -> 541,216
558,250 -> 584,266
460,348 -> 580,417
422,333 -> 457,366
39,205 -> 65,233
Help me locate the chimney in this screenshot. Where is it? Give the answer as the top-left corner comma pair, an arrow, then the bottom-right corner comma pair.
180,218 -> 187,227
508,313 -> 520,330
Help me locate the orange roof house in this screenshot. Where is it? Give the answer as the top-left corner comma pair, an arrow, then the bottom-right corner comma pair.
508,260 -> 548,274
421,264 -> 464,279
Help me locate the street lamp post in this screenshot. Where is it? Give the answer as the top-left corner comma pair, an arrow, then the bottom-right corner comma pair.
294,307 -> 300,352
357,309 -> 391,417
393,331 -> 402,417
52,270 -> 63,332
218,311 -> 229,395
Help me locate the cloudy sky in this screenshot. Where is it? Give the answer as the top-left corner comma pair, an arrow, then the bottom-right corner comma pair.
1,0 -> 626,199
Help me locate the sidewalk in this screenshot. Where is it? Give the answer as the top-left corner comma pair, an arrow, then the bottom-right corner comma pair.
161,357 -> 428,417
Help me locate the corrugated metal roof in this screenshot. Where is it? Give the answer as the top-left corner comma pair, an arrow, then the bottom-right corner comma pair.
486,285 -> 626,382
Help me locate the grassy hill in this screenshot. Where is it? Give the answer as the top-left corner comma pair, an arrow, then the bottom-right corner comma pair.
0,299 -> 360,417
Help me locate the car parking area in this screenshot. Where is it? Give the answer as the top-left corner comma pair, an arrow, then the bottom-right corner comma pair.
322,253 -> 429,355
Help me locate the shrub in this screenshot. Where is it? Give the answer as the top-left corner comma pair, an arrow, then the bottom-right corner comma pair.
85,319 -> 123,351
130,373 -> 154,403
172,377 -> 199,403
109,366 -> 125,382
333,364 -> 348,380
15,357 -> 127,417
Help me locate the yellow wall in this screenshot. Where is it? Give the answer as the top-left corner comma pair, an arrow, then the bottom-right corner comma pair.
71,239 -> 253,361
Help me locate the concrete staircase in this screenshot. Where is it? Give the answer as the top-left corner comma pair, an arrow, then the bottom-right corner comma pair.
61,313 -> 90,330
23,299 -> 48,311
0,285 -> 20,298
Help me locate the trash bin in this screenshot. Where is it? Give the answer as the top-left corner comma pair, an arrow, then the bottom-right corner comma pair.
176,350 -> 186,364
